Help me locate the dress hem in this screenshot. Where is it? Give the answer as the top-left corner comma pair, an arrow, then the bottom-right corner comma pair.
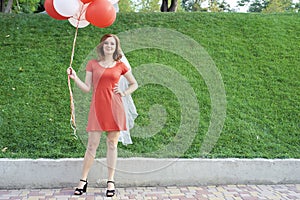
86,129 -> 127,133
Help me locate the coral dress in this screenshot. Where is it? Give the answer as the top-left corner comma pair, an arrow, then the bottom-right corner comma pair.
86,59 -> 129,132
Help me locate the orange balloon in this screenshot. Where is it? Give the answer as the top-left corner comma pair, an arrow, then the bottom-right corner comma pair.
44,0 -> 68,20
86,0 -> 116,28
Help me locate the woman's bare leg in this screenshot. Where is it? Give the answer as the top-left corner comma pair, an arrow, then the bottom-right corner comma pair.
106,131 -> 120,191
75,131 -> 102,192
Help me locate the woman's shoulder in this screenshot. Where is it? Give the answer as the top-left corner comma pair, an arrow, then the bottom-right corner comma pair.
88,59 -> 98,64
87,59 -> 100,67
115,61 -> 130,74
116,60 -> 128,68
86,59 -> 99,71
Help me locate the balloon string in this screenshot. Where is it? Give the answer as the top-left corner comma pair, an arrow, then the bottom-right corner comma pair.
68,18 -> 80,140
68,75 -> 77,139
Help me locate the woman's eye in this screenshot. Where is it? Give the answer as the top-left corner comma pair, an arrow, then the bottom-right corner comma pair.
104,41 -> 115,45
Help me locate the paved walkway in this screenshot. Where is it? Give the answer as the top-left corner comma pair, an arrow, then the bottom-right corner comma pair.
0,184 -> 299,200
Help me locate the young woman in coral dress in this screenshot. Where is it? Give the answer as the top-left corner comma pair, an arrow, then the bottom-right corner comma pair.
67,34 -> 138,197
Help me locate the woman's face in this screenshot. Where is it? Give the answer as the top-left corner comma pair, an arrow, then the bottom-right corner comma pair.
103,37 -> 116,56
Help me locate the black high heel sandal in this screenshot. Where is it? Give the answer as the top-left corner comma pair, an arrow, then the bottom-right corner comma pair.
74,179 -> 88,195
106,180 -> 116,197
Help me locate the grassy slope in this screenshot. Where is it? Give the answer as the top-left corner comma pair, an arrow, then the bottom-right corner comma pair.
0,12 -> 299,158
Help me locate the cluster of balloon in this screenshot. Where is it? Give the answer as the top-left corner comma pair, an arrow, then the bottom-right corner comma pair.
44,0 -> 117,28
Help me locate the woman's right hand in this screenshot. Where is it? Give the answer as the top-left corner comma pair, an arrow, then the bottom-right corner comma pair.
67,67 -> 77,80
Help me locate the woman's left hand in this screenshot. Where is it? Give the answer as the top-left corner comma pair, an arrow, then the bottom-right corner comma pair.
113,83 -> 125,97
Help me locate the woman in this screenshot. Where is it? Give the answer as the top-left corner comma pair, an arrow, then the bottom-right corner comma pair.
67,34 -> 138,197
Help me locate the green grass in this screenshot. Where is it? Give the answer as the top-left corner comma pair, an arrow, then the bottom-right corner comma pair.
0,12 -> 299,159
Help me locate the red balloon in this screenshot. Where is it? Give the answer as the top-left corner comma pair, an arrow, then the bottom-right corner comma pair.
86,0 -> 116,28
80,0 -> 93,4
44,0 -> 68,20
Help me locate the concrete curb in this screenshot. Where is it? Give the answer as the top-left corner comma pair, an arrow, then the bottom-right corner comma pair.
1,158 -> 299,189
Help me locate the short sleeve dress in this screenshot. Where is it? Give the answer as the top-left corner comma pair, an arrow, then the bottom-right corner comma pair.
86,59 -> 129,132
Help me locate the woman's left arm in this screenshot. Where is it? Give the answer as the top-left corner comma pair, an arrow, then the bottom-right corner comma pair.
122,71 -> 138,96
114,71 -> 138,97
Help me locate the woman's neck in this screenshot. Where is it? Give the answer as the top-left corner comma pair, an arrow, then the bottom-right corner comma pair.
99,57 -> 116,68
102,56 -> 114,62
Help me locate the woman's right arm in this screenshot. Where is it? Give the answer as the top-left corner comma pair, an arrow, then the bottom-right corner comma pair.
67,67 -> 92,93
